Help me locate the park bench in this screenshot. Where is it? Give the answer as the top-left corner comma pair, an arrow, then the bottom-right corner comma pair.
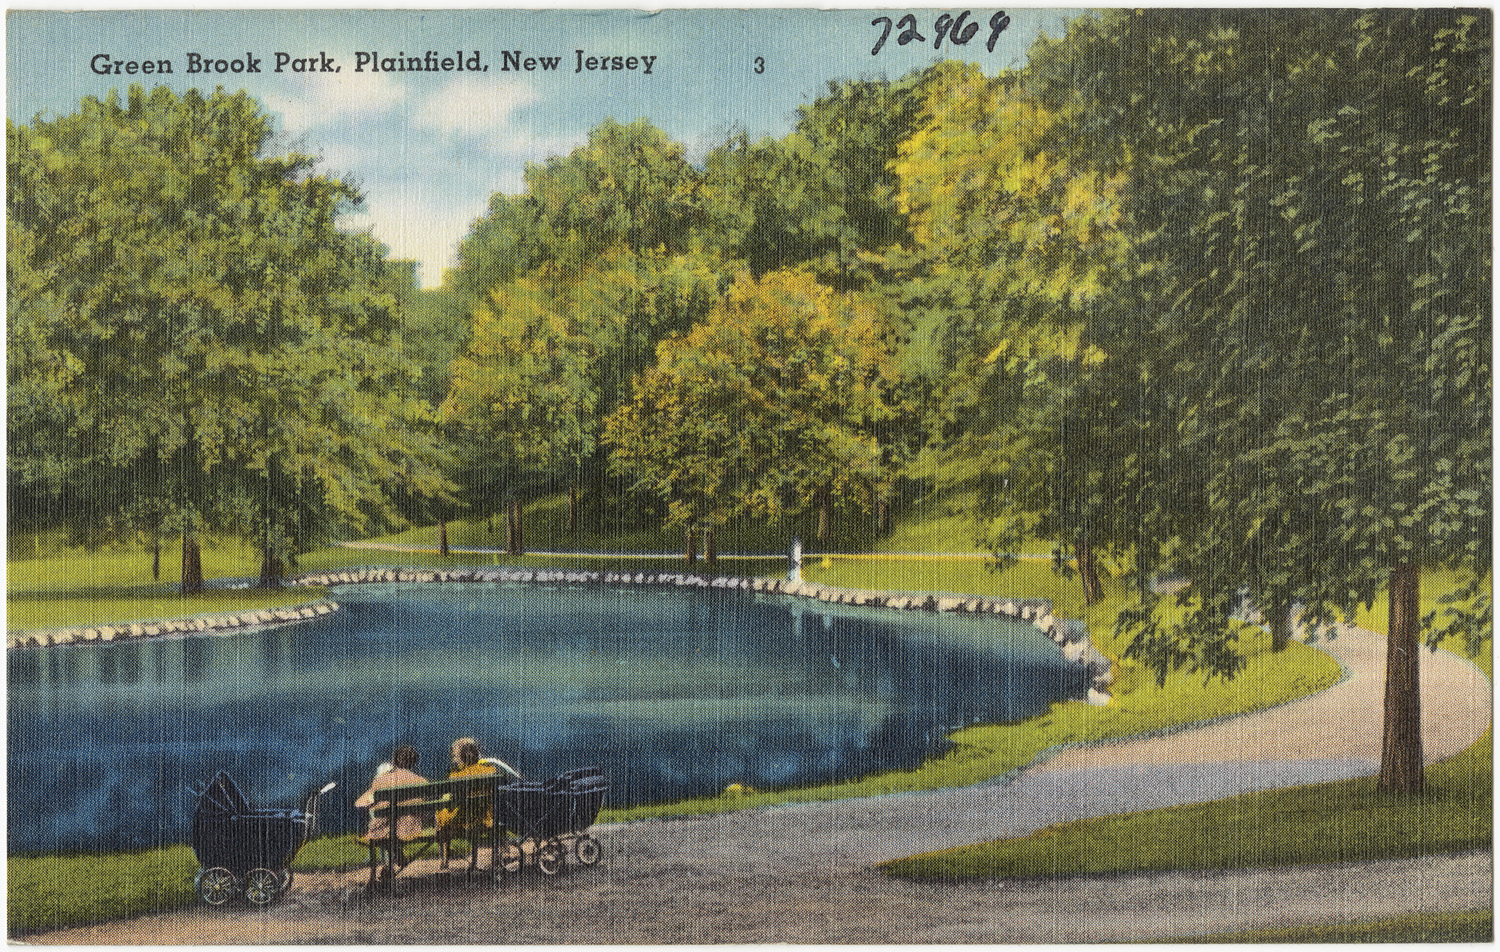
361,775 -> 501,888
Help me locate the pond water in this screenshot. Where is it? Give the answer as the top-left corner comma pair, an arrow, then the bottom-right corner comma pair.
7,582 -> 1087,854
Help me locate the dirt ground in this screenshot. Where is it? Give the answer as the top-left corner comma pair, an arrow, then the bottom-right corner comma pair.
23,840 -> 1492,945
21,622 -> 1492,945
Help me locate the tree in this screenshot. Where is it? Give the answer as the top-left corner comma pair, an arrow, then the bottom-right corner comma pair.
442,248 -> 724,543
606,270 -> 899,558
8,85 -> 450,591
887,60 -> 1133,605
519,118 -> 704,274
1021,10 -> 1491,791
445,192 -> 546,306
705,73 -> 927,289
441,268 -> 598,551
442,120 -> 722,537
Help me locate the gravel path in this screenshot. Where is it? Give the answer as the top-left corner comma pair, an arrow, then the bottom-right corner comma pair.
26,622 -> 1491,944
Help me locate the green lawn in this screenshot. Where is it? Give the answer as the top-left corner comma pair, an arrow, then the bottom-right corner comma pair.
8,846 -> 199,935
7,586 -> 327,633
1181,908 -> 1492,943
880,639 -> 1491,887
355,493 -> 898,557
7,835 -> 378,935
8,536 -> 329,632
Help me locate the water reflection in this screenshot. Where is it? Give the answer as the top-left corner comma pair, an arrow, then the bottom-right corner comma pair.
8,583 -> 1086,854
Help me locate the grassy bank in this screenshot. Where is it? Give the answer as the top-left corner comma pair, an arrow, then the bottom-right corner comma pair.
7,835 -> 376,935
8,536 -> 333,632
1181,908 -> 1492,943
881,722 -> 1490,880
880,637 -> 1490,900
600,600 -> 1340,823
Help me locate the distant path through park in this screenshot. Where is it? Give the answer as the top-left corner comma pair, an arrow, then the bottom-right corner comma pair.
27,620 -> 1492,944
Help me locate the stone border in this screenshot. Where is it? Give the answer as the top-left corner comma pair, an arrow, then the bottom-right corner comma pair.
7,566 -> 1114,704
6,600 -> 339,650
290,566 -> 1116,704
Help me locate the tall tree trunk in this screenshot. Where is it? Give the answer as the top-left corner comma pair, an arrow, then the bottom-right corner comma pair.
505,503 -> 517,555
569,485 -> 580,534
1269,601 -> 1293,652
257,542 -> 284,589
704,526 -> 718,570
180,529 -> 203,595
1075,536 -> 1104,606
817,495 -> 832,542
1378,561 -> 1424,793
876,497 -> 890,536
511,499 -> 526,556
438,520 -> 450,558
684,525 -> 698,565
152,538 -> 161,582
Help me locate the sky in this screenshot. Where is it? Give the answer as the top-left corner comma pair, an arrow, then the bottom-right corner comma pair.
7,6 -> 1085,287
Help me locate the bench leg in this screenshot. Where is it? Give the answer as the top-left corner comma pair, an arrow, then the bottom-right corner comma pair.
384,830 -> 400,888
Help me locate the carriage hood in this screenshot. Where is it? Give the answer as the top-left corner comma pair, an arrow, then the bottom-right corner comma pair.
196,770 -> 251,818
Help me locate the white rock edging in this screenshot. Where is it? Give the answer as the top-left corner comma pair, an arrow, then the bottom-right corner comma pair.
9,566 -> 1114,704
289,566 -> 1115,702
7,600 -> 339,650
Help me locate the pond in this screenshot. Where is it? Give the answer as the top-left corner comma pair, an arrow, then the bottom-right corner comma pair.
7,582 -> 1087,854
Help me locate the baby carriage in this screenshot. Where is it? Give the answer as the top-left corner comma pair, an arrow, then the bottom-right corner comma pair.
495,767 -> 608,875
189,771 -> 337,905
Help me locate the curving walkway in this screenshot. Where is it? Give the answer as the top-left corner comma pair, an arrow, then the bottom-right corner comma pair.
25,622 -> 1492,944
1040,618 -> 1492,774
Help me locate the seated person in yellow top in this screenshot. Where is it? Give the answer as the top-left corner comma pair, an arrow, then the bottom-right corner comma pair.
435,737 -> 497,869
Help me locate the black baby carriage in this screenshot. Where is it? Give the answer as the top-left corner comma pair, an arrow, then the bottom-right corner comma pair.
495,767 -> 608,875
189,771 -> 337,905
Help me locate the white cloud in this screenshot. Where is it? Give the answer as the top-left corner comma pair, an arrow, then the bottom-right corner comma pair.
413,77 -> 538,146
266,71 -> 407,137
484,130 -> 585,164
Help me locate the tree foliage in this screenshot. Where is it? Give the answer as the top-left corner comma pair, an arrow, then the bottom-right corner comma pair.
8,85 -> 449,588
1009,9 -> 1490,790
704,74 -> 926,289
605,270 -> 899,541
885,60 -> 1134,603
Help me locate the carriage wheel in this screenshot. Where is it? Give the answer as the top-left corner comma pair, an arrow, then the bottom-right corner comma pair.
574,835 -> 601,867
280,869 -> 295,892
499,843 -> 524,874
536,842 -> 565,876
197,867 -> 238,906
243,868 -> 282,905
